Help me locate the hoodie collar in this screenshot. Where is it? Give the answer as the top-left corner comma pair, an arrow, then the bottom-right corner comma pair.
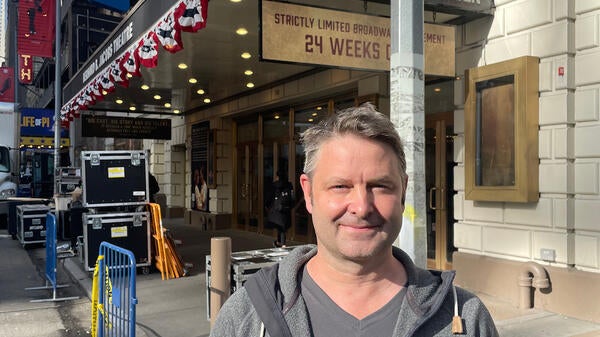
278,245 -> 455,313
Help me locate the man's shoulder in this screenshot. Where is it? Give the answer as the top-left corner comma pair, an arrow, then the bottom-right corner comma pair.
211,287 -> 259,337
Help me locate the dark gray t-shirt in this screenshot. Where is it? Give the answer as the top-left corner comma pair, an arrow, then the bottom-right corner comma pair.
301,265 -> 406,337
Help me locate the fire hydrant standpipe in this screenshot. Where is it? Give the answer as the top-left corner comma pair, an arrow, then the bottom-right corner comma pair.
519,262 -> 550,309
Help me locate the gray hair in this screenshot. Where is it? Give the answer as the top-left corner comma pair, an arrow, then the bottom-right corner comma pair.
300,103 -> 406,178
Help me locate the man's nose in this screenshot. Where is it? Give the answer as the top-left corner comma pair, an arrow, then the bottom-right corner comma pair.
348,187 -> 372,218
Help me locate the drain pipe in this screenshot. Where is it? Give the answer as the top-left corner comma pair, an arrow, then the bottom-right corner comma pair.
519,262 -> 550,309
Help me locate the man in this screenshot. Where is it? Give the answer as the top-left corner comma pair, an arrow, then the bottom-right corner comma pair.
149,172 -> 160,203
210,103 -> 498,337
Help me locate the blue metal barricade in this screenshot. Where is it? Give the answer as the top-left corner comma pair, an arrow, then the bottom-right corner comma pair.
94,242 -> 138,337
26,212 -> 79,302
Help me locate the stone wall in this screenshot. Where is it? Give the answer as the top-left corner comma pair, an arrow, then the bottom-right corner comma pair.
454,0 -> 600,273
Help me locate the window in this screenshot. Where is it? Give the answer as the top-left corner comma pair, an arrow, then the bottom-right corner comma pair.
465,56 -> 539,202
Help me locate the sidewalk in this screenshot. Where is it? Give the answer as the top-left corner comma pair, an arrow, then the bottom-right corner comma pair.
72,218 -> 600,337
0,233 -> 89,337
3,218 -> 600,337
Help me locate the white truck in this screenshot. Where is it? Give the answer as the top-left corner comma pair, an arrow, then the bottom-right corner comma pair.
0,145 -> 17,198
0,112 -> 18,199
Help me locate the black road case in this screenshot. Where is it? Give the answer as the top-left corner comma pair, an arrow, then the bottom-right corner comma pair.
56,167 -> 82,195
1,197 -> 47,238
81,151 -> 149,207
83,212 -> 151,272
16,204 -> 51,246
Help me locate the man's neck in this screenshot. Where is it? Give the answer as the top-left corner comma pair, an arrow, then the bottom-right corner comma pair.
306,250 -> 407,319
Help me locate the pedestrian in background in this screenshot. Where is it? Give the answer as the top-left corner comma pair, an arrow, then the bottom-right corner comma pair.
149,172 -> 160,203
266,169 -> 294,247
210,103 -> 498,337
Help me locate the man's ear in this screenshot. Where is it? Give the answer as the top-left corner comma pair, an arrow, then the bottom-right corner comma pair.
299,173 -> 313,214
402,175 -> 409,205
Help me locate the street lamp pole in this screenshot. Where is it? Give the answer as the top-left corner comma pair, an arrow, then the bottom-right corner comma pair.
53,0 -> 62,197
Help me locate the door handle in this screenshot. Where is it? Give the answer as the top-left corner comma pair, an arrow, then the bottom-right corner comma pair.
429,187 -> 436,210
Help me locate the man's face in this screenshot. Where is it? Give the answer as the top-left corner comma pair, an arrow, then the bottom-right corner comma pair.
300,134 -> 407,262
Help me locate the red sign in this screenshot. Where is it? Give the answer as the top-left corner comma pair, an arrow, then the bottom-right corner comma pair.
0,67 -> 15,103
17,0 -> 55,58
19,55 -> 33,84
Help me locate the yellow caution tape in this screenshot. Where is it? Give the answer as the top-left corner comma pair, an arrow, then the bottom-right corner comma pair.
104,264 -> 113,306
91,255 -> 103,337
91,254 -> 115,337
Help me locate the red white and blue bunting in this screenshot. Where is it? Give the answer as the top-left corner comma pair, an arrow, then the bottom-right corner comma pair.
60,0 -> 208,126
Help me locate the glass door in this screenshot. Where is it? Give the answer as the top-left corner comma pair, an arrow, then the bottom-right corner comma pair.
262,110 -> 291,235
236,143 -> 259,232
426,113 -> 456,270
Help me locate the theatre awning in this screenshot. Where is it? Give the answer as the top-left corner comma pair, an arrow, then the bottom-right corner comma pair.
60,0 -> 490,125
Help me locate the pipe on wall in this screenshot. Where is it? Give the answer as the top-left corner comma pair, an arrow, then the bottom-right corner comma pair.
519,262 -> 550,309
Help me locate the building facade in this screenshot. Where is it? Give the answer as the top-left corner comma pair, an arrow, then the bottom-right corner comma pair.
451,0 -> 600,322
11,0 -> 596,323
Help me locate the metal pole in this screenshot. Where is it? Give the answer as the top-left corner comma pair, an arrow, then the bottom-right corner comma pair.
390,0 -> 426,267
53,0 -> 61,197
210,236 -> 231,327
13,0 -> 20,163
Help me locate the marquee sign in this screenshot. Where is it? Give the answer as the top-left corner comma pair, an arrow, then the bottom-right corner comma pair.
261,0 -> 455,76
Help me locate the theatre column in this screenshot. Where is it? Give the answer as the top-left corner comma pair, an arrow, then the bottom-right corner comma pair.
390,0 -> 426,267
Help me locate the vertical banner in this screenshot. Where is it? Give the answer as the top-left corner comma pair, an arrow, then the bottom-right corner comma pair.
19,55 -> 33,84
191,122 -> 210,212
0,67 -> 15,103
17,0 -> 55,58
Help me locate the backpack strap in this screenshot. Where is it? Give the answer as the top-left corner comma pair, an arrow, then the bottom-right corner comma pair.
245,264 -> 293,337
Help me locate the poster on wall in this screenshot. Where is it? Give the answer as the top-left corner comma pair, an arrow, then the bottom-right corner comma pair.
191,121 -> 215,211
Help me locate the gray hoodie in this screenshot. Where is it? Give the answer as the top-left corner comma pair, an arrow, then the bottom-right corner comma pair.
210,245 -> 499,337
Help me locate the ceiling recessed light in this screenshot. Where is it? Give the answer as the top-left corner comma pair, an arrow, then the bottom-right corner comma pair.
164,102 -> 171,108
126,73 -> 133,78
178,63 -> 188,69
316,106 -> 322,110
141,84 -> 150,90
236,27 -> 248,35
246,82 -> 254,88
274,114 -> 280,119
102,90 -> 108,95
241,52 -> 251,59
203,98 -> 211,103
434,87 -> 441,92
129,106 -> 136,111
244,70 -> 253,76
174,109 -> 180,114
189,78 -> 198,84
153,95 -> 161,100
196,89 -> 205,95
308,118 -> 314,122
115,99 -> 123,104
312,112 -> 317,116
230,0 -> 241,2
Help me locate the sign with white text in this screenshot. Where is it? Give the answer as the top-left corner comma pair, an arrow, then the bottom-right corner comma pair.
81,115 -> 171,140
